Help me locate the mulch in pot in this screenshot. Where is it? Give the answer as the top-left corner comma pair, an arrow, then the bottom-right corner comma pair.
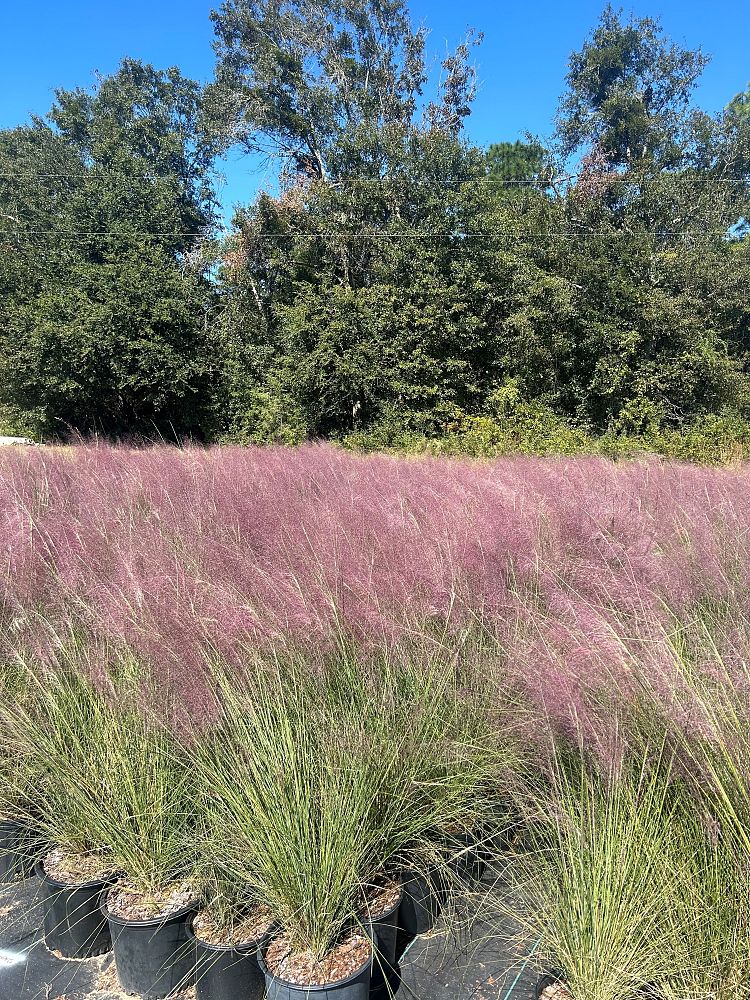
105,880 -> 196,921
359,879 -> 400,922
37,848 -> 115,960
535,972 -> 573,1000
266,929 -> 371,987
103,880 -> 198,999
43,846 -> 115,885
193,903 -> 274,947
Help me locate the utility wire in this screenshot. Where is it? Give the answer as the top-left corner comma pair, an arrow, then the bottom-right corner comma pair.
0,171 -> 748,185
0,171 -> 231,181
0,229 -> 743,239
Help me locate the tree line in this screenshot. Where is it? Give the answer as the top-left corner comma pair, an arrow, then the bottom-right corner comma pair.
1,2 -> 749,456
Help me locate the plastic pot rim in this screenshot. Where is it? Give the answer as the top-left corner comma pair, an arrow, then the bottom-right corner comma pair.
34,859 -> 113,892
258,925 -> 374,991
102,895 -> 199,928
0,818 -> 25,832
401,865 -> 442,884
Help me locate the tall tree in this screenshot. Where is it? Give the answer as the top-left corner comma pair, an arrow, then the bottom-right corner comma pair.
0,60 -> 219,438
556,5 -> 708,169
485,140 -> 548,189
209,0 -> 488,440
207,0 -> 479,182
543,9 -> 750,432
728,83 -> 750,122
208,2 -> 750,444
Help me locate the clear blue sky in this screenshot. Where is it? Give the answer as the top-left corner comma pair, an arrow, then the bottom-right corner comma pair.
1,0 -> 748,224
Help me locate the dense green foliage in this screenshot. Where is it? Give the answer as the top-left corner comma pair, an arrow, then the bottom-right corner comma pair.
0,60 -> 218,438
729,83 -> 750,122
1,3 -> 749,458
209,1 -> 750,453
485,140 -> 549,188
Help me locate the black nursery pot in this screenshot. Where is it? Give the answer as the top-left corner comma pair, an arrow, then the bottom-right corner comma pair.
368,886 -> 402,995
259,926 -> 373,1000
188,919 -> 270,1000
369,887 -> 402,968
34,861 -> 112,959
104,898 -> 198,1000
0,821 -> 37,882
535,971 -> 567,1000
444,830 -> 487,884
398,870 -> 444,936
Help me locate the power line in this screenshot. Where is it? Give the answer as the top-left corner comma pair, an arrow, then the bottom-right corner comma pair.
0,171 -> 230,181
0,171 -> 747,185
0,231 -> 213,237
1,229 -> 743,240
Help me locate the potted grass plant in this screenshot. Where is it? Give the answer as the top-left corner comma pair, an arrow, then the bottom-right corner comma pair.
191,670 -> 376,1000
0,817 -> 35,882
98,718 -> 198,1000
398,695 -> 512,935
190,648 -> 512,1000
656,648 -> 750,1000
657,799 -> 750,1000
0,657 -> 43,883
188,828 -> 276,1000
5,665 -> 122,958
188,892 -> 275,1000
0,782 -> 41,883
6,660 -> 198,994
93,705 -> 197,1000
504,742 -> 680,1000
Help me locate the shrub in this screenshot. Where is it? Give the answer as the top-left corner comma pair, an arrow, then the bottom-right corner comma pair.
344,408 -> 750,465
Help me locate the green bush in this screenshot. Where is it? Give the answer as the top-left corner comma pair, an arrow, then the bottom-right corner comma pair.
0,404 -> 33,439
343,407 -> 750,466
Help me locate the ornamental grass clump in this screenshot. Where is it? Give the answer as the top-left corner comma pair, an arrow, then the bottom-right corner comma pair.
4,660 -> 195,909
191,648 -> 513,962
193,669 -> 380,960
6,441 -> 750,743
9,443 -> 750,981
0,655 -> 37,824
659,800 -> 750,1000
0,654 -> 43,880
647,619 -> 750,998
506,741 -> 682,1000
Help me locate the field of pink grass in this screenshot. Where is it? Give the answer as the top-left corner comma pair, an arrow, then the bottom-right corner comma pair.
1,443 -> 749,744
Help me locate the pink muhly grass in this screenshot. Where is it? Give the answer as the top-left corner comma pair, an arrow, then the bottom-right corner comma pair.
3,443 -> 750,748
